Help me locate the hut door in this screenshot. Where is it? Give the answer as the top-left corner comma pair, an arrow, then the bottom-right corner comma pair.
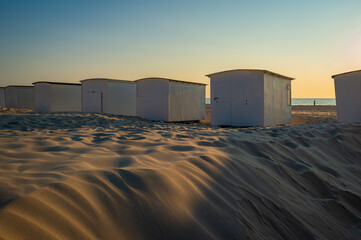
212,81 -> 231,125
88,91 -> 103,113
231,78 -> 260,126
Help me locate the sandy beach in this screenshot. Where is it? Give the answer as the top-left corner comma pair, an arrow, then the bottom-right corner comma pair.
202,105 -> 337,126
291,105 -> 337,125
0,107 -> 360,239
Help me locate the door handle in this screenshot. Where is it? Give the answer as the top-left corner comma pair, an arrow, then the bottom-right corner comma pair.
214,97 -> 219,102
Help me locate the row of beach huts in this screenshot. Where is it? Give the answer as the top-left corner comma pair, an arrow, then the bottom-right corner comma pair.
0,69 -> 360,126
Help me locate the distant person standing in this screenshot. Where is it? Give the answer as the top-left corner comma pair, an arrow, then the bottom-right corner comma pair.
314,100 -> 316,106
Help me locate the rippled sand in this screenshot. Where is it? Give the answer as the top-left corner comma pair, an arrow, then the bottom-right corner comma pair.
0,108 -> 360,239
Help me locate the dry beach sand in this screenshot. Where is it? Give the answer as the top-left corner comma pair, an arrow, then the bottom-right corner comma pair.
201,104 -> 338,126
0,107 -> 360,239
291,106 -> 337,125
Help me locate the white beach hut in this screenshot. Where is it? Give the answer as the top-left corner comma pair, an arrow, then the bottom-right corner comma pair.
332,70 -> 361,122
0,87 -> 5,108
33,81 -> 81,112
136,77 -> 206,122
5,85 -> 34,110
81,78 -> 136,116
207,69 -> 294,127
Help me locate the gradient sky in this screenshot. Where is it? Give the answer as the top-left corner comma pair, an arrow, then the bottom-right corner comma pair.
1,0 -> 360,97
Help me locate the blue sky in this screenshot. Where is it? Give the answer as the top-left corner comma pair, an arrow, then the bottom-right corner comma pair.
1,0 -> 361,97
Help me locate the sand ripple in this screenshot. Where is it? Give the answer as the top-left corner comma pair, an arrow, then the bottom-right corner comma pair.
0,110 -> 360,239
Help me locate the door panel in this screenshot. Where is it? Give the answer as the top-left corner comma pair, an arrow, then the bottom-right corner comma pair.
211,80 -> 231,125
230,77 -> 262,126
86,91 -> 102,113
231,78 -> 249,125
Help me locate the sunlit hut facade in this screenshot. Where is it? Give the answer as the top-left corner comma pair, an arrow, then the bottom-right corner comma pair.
33,81 -> 81,112
136,77 -> 206,122
207,69 -> 294,127
0,87 -> 5,108
5,85 -> 34,110
332,70 -> 361,122
81,78 -> 136,116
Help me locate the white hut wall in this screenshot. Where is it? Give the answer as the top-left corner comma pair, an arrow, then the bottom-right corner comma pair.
0,89 -> 5,107
168,82 -> 205,122
5,87 -> 18,108
263,73 -> 292,126
210,71 -> 264,126
17,88 -> 34,110
136,79 -> 169,121
334,73 -> 361,122
82,81 -> 108,113
107,82 -> 136,116
50,85 -> 81,112
34,84 -> 51,112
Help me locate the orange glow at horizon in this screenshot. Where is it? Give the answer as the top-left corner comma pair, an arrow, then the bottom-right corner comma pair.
0,1 -> 360,99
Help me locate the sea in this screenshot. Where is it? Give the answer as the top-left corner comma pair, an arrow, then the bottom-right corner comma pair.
205,98 -> 336,106
291,98 -> 336,106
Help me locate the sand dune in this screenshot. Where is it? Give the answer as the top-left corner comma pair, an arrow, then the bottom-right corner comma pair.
0,108 -> 360,239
